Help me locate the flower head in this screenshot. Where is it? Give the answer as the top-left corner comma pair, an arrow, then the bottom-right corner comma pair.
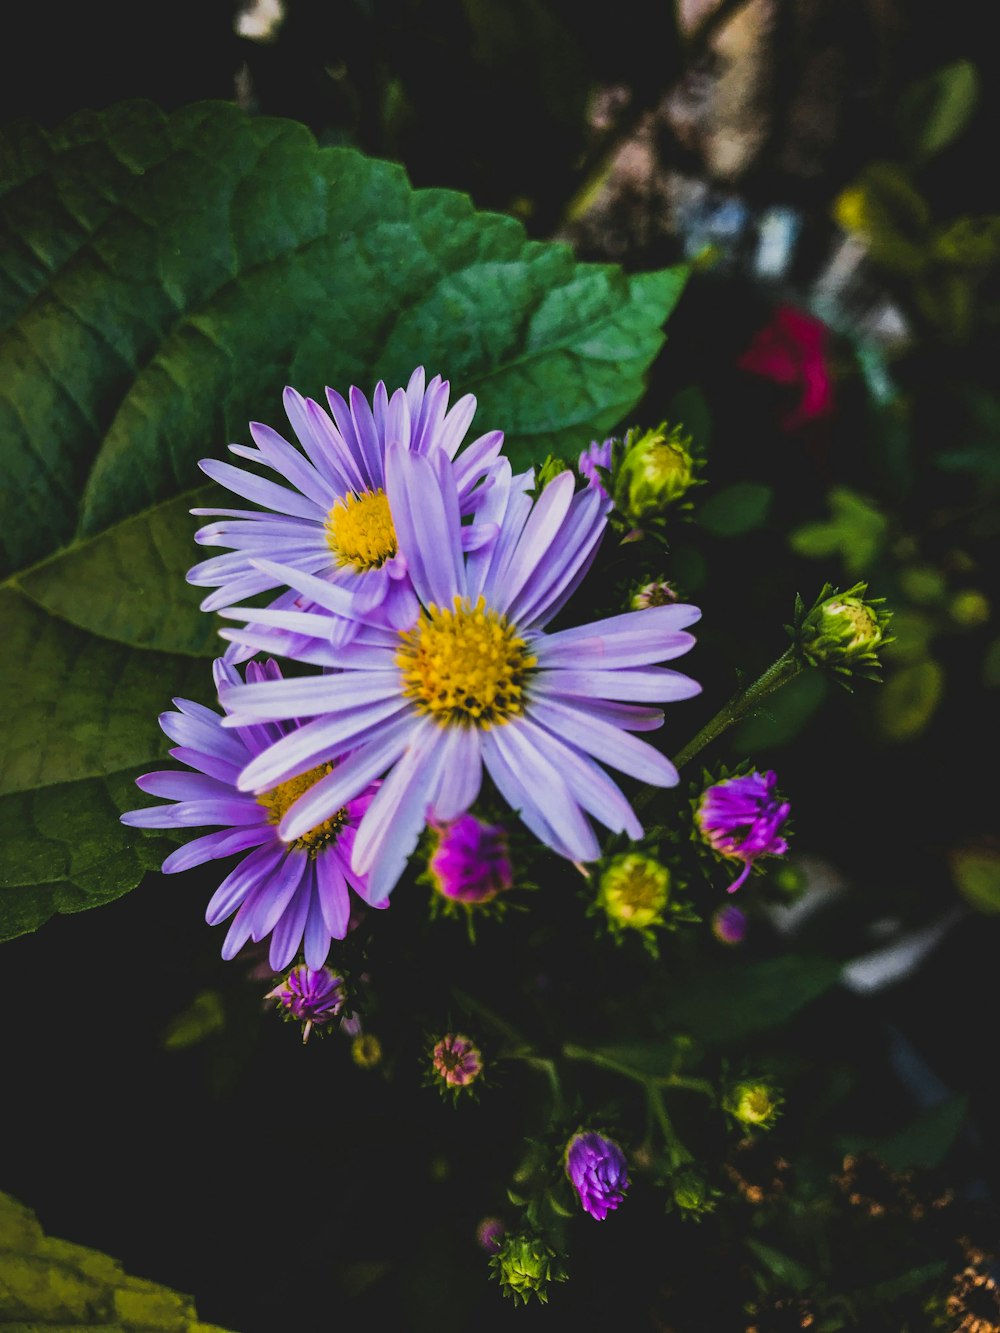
695,769 -> 790,893
490,1232 -> 566,1306
428,814 -> 512,905
666,1164 -> 720,1220
564,1130 -> 629,1220
266,964 -> 345,1042
712,903 -> 748,944
429,1032 -> 484,1098
723,1078 -> 783,1131
596,852 -> 671,935
738,304 -> 834,430
631,579 -> 680,611
795,582 -> 893,683
476,1216 -> 505,1254
187,367 -> 505,659
614,422 -> 697,522
120,659 -> 385,970
351,1032 -> 383,1068
217,450 -> 701,902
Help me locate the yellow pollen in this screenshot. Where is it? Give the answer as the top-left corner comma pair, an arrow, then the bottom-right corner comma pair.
396,595 -> 536,728
325,489 -> 397,571
256,763 -> 346,856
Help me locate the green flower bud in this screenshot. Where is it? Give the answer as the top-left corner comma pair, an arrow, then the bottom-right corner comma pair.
597,853 -> 670,933
489,1232 -> 567,1306
613,423 -> 697,525
723,1079 -> 783,1131
667,1165 -> 720,1220
532,454 -> 572,496
794,582 -> 893,682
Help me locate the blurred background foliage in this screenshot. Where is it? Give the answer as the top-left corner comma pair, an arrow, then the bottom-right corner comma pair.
1,1 -> 998,1329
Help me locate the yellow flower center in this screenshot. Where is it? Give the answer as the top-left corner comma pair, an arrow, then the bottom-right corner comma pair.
325,489 -> 398,571
396,595 -> 536,728
256,763 -> 346,856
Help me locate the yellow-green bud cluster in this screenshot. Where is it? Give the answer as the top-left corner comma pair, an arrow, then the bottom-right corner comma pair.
723,1079 -> 783,1131
793,582 -> 893,683
613,422 -> 698,527
489,1232 -> 567,1306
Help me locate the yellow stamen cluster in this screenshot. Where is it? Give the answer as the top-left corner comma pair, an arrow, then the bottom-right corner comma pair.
325,489 -> 397,571
396,596 -> 536,727
256,763 -> 346,856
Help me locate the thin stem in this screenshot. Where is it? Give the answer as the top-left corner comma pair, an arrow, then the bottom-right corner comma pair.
562,1044 -> 714,1099
646,1086 -> 692,1166
633,647 -> 803,816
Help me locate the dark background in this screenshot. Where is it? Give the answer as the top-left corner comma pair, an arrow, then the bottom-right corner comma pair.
2,2 -> 998,1329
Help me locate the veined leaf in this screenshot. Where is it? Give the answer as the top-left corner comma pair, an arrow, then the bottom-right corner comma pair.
0,102 -> 685,937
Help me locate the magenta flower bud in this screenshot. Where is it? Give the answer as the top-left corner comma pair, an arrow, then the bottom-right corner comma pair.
564,1130 -> 629,1221
695,770 -> 790,893
476,1216 -> 505,1254
430,1033 -> 484,1093
428,814 -> 513,905
266,964 -> 346,1042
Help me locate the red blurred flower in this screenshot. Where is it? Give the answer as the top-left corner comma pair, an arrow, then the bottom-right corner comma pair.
739,305 -> 834,429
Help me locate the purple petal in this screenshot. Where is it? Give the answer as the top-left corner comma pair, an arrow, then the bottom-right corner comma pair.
527,697 -> 677,786
199,458 -> 326,520
278,714 -> 416,842
206,843 -> 285,925
315,851 -> 351,938
269,878 -> 312,970
536,666 -> 702,704
161,826 -> 273,874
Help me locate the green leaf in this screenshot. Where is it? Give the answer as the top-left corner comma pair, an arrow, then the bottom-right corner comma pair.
876,659 -> 944,740
162,989 -> 227,1050
698,482 -> 773,538
0,1189 -> 232,1329
744,1238 -> 812,1292
858,1095 -> 969,1171
949,846 -> 1000,914
0,102 -> 683,937
658,956 -> 842,1044
789,486 -> 888,575
898,60 -> 980,163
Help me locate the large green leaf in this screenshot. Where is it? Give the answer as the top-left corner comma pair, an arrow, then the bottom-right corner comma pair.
0,1188 -> 231,1329
0,101 -> 685,939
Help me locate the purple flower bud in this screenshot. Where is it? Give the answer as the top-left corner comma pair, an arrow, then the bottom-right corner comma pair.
577,438 -> 613,497
564,1131 -> 629,1221
266,965 -> 345,1043
428,814 -> 512,905
695,770 -> 790,893
712,903 -> 748,944
476,1216 -> 505,1254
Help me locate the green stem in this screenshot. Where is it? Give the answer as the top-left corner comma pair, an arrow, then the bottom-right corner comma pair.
634,647 -> 802,815
646,1086 -> 692,1167
562,1044 -> 714,1099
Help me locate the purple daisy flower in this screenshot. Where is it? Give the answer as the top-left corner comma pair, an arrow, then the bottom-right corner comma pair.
564,1130 -> 629,1221
187,367 -> 504,656
215,447 -> 701,901
695,769 -> 791,893
120,659 -> 385,969
429,813 -> 512,905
